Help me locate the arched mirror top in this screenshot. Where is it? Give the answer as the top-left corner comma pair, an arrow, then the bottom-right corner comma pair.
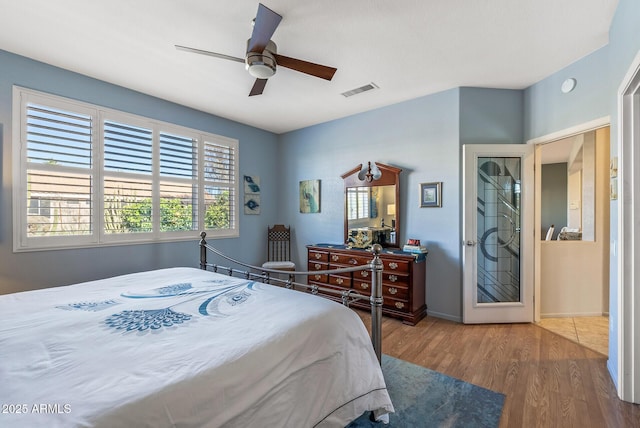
342,162 -> 401,249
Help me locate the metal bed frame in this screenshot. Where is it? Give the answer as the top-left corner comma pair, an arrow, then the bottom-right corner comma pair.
199,232 -> 384,362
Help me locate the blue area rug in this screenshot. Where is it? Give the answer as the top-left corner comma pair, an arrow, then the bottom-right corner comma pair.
348,355 -> 505,428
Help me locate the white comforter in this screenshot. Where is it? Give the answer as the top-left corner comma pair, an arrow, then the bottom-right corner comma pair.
0,267 -> 393,427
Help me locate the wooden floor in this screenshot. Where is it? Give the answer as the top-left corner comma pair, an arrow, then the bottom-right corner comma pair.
356,310 -> 640,428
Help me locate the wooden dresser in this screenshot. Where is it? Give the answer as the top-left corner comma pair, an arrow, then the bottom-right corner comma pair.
306,244 -> 427,325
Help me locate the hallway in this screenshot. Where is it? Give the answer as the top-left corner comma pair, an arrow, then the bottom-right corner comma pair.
536,316 -> 608,355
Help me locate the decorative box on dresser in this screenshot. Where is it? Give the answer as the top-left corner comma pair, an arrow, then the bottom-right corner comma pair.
307,244 -> 427,325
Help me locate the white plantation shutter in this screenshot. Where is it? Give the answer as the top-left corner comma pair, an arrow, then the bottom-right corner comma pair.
14,87 -> 239,251
104,121 -> 153,173
203,139 -> 237,230
25,104 -> 93,237
159,132 -> 198,232
347,187 -> 369,220
103,120 -> 154,234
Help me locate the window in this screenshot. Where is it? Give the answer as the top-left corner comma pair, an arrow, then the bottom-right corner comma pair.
13,87 -> 239,251
347,187 -> 370,220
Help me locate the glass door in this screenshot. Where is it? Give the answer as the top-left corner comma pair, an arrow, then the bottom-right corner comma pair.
462,144 -> 534,323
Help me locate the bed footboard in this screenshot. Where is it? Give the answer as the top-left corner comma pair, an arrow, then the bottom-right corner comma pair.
198,232 -> 384,362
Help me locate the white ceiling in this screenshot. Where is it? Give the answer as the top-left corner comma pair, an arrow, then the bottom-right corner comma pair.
0,0 -> 618,134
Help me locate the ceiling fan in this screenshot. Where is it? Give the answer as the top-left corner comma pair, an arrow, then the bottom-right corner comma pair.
175,3 -> 337,96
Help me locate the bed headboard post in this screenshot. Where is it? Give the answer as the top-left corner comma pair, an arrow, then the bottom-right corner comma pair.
199,231 -> 207,270
370,244 -> 384,364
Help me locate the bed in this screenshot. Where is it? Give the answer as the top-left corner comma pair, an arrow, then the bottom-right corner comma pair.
0,239 -> 393,427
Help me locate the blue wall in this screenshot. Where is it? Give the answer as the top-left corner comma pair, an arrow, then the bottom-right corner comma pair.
460,87 -> 524,145
279,87 -> 524,320
0,49 -> 280,293
280,90 -> 461,319
524,47 -> 611,140
522,0 -> 640,389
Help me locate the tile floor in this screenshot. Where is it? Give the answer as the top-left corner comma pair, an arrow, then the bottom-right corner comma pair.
536,316 -> 609,356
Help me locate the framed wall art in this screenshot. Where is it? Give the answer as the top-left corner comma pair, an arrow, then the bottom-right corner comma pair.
420,182 -> 442,208
299,179 -> 320,213
243,175 -> 260,215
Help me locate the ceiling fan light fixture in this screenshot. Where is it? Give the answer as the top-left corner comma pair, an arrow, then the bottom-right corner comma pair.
247,60 -> 276,78
246,40 -> 277,79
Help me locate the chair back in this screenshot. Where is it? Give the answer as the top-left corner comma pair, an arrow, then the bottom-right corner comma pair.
545,224 -> 555,240
267,224 -> 292,262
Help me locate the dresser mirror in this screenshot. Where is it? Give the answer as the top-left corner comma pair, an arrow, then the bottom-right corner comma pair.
342,162 -> 402,248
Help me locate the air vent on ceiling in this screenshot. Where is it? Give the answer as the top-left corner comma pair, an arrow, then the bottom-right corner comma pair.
341,82 -> 379,98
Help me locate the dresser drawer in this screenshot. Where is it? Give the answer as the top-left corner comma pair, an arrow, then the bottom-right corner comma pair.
383,297 -> 410,312
382,259 -> 411,273
329,252 -> 372,266
308,272 -> 328,283
383,272 -> 410,286
329,274 -> 352,288
353,279 -> 372,296
308,261 -> 328,272
354,269 -> 373,281
308,250 -> 329,262
383,283 -> 409,300
354,281 -> 409,300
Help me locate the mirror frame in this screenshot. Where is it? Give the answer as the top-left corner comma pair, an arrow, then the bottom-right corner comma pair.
342,162 -> 402,248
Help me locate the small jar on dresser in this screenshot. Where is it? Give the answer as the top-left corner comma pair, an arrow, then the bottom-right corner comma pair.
306,244 -> 427,325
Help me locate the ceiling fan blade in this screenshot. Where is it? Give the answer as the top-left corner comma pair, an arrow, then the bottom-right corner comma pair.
175,45 -> 244,63
273,54 -> 337,81
249,78 -> 268,96
247,3 -> 282,53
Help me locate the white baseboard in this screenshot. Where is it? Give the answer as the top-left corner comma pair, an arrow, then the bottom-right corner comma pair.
541,311 -> 607,318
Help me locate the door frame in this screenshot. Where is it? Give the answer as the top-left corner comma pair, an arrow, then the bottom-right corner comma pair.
616,48 -> 640,403
526,116 -> 610,323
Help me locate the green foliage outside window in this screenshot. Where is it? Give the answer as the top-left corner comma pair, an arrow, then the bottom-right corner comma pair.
205,190 -> 230,229
107,191 -> 231,232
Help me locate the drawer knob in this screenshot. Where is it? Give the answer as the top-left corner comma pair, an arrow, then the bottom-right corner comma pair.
315,253 -> 321,259
360,271 -> 369,277
314,274 -> 321,280
395,302 -> 405,309
389,274 -> 398,283
336,277 -> 344,285
349,258 -> 358,265
314,263 -> 321,270
388,287 -> 398,295
360,283 -> 369,290
389,262 -> 398,270
332,255 -> 339,261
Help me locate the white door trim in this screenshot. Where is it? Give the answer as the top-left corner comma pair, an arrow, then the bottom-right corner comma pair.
526,116 -> 610,146
616,48 -> 640,404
